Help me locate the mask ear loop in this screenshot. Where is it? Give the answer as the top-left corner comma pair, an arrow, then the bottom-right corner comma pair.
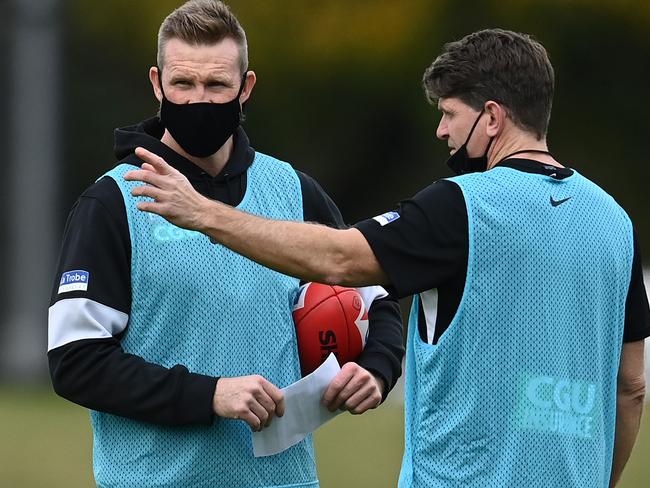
156,67 -> 167,99
466,109 -> 493,168
238,71 -> 250,123
237,71 -> 248,98
463,109 -> 485,146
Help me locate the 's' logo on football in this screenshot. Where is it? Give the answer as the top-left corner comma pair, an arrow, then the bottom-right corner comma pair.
319,330 -> 339,361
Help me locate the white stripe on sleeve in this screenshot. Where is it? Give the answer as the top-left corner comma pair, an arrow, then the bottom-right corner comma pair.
48,298 -> 129,351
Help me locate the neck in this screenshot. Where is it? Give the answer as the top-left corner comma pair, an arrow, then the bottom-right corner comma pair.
161,130 -> 234,177
487,132 -> 561,169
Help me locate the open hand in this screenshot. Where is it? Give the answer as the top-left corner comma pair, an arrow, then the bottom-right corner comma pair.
124,146 -> 209,231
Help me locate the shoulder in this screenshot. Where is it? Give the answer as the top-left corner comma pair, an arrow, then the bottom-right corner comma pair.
294,169 -> 344,227
252,151 -> 293,171
250,151 -> 303,187
407,179 -> 467,223
82,175 -> 122,201
575,172 -> 632,219
294,169 -> 328,196
72,176 -> 126,228
412,178 -> 465,204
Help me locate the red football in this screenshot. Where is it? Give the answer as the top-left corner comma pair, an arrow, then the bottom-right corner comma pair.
292,282 -> 368,376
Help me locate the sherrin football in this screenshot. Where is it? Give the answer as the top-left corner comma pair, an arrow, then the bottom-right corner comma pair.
292,282 -> 368,376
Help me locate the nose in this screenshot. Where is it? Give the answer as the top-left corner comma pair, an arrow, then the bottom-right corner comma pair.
436,118 -> 448,141
189,85 -> 209,103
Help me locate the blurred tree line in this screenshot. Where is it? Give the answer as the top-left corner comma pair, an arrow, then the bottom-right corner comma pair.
55,0 -> 650,253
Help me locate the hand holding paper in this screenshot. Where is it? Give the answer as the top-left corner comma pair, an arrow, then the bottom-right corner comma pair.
252,353 -> 342,457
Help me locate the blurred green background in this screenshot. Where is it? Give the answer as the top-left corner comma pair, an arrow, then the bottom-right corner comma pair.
0,0 -> 648,486
1,387 -> 649,487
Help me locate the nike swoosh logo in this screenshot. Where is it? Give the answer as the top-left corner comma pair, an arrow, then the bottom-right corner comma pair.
550,196 -> 572,207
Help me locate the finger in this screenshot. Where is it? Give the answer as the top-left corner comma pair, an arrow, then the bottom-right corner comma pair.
141,162 -> 157,173
349,393 -> 382,415
332,378 -> 367,411
324,376 -> 358,412
124,169 -> 172,190
343,382 -> 380,412
136,201 -> 165,215
341,385 -> 371,411
238,410 -> 262,432
135,146 -> 176,175
123,169 -> 153,183
131,184 -> 161,200
248,401 -> 268,431
275,395 -> 285,418
254,390 -> 277,428
322,368 -> 355,408
262,381 -> 285,417
329,364 -> 368,408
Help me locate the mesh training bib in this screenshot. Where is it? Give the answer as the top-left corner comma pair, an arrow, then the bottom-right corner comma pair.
399,167 -> 633,487
93,152 -> 318,488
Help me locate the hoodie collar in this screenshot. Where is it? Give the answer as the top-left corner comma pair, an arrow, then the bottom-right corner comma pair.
113,116 -> 255,181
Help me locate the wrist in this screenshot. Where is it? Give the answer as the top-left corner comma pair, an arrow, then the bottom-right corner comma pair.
373,374 -> 386,398
195,197 -> 218,233
212,377 -> 222,415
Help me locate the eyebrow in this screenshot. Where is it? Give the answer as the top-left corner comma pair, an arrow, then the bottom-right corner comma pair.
168,72 -> 195,82
438,103 -> 454,115
204,76 -> 232,85
168,72 -> 232,85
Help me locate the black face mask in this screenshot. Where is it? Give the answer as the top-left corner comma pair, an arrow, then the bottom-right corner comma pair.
446,110 -> 494,175
158,70 -> 247,158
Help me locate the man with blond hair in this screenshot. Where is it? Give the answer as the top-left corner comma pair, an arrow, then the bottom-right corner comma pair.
126,29 -> 649,487
48,1 -> 404,486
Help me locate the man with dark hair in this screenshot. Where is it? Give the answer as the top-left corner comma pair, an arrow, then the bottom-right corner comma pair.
48,1 -> 404,486
126,28 -> 649,487
424,29 -> 554,141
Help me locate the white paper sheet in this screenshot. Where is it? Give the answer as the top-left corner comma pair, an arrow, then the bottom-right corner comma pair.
252,353 -> 342,457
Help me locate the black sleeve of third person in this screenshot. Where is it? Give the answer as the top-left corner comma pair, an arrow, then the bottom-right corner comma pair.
623,228 -> 650,342
48,176 -> 217,426
297,170 -> 405,399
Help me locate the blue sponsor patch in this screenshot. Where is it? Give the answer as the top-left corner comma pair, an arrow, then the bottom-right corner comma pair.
372,211 -> 400,226
58,270 -> 90,294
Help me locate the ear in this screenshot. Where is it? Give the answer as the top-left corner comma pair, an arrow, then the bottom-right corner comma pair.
240,70 -> 257,104
149,66 -> 163,103
484,100 -> 507,138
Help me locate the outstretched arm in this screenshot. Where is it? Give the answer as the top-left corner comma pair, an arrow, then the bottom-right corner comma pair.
124,147 -> 389,287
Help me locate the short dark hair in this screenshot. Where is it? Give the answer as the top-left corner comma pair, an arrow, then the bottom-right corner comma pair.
423,29 -> 554,140
157,0 -> 248,75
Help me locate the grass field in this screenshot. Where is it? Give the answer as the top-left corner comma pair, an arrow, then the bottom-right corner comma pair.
1,387 -> 649,487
